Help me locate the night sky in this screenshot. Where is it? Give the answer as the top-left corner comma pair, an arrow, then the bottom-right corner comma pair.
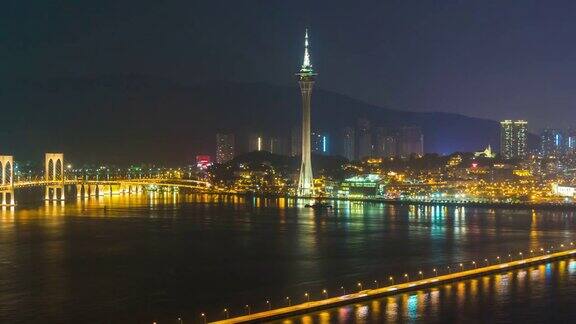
3,0 -> 576,130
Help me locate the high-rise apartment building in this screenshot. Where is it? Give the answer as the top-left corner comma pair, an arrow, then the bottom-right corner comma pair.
357,118 -> 372,160
383,135 -> 397,158
398,126 -> 423,158
248,134 -> 266,152
311,132 -> 329,155
291,125 -> 302,157
500,120 -> 528,159
342,126 -> 355,161
540,128 -> 563,157
269,137 -> 281,155
215,133 -> 235,164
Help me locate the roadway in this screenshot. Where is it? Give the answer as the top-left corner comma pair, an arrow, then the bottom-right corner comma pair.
211,247 -> 576,323
0,178 -> 211,191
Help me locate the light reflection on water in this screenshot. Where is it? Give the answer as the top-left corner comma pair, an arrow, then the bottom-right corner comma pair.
278,259 -> 576,323
1,190 -> 576,323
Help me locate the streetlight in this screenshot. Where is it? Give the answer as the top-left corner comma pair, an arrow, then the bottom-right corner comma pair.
266,300 -> 271,310
540,248 -> 544,254
418,271 -> 423,280
304,292 -> 310,302
322,289 -> 328,299
508,254 -> 512,261
357,282 -> 363,291
484,258 -> 489,266
447,266 -> 451,274
389,276 -> 395,285
404,273 -> 409,282
433,268 -> 437,276
201,313 -> 206,324
459,263 -> 464,271
224,309 -> 229,319
245,305 -> 251,315
374,280 -> 379,289
178,317 -> 183,324
340,286 -> 346,295
472,261 -> 476,269
286,297 -> 291,306
496,256 -> 501,263
519,252 -> 523,259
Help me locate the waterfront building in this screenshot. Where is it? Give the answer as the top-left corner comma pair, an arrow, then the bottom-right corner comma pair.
296,29 -> 316,196
216,133 -> 235,163
500,120 -> 528,159
342,126 -> 355,161
338,174 -> 383,198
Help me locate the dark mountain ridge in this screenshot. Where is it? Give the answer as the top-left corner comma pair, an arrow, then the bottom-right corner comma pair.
1,75 -> 504,164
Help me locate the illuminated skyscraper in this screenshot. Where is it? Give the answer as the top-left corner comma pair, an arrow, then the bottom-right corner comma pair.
248,133 -> 266,152
540,128 -> 564,157
567,128 -> 576,154
500,120 -> 528,159
296,29 -> 316,196
216,133 -> 235,163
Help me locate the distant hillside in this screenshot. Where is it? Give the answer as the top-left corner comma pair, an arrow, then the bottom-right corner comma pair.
0,75 -> 505,164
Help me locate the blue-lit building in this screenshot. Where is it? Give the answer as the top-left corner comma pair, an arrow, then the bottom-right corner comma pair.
312,131 -> 329,155
541,128 -> 564,157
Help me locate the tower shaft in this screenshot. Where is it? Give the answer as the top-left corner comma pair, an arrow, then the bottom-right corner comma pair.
298,78 -> 314,196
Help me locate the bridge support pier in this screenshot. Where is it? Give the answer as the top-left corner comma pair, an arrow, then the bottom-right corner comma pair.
45,153 -> 65,201
0,156 -> 15,206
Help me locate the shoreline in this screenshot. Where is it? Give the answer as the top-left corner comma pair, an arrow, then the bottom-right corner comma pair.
207,191 -> 576,211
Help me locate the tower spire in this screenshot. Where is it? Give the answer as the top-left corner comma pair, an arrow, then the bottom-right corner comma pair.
300,28 -> 314,73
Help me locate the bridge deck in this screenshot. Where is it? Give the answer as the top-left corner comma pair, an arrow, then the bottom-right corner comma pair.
0,179 -> 210,191
211,248 -> 576,323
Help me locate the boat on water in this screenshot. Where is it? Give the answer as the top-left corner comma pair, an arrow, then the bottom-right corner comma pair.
304,202 -> 333,209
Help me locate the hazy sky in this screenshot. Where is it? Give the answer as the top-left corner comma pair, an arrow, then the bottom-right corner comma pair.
3,0 -> 576,130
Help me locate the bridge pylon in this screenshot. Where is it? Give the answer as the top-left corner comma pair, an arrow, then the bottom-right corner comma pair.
45,153 -> 65,201
0,156 -> 15,206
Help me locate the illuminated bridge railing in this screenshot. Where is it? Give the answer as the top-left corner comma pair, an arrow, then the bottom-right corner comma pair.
0,179 -> 211,191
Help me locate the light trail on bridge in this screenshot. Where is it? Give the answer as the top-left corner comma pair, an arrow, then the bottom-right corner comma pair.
209,245 -> 576,323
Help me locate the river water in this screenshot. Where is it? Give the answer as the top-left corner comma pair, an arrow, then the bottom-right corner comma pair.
0,189 -> 575,323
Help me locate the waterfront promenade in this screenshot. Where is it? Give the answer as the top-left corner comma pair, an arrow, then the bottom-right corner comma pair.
211,247 -> 576,323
